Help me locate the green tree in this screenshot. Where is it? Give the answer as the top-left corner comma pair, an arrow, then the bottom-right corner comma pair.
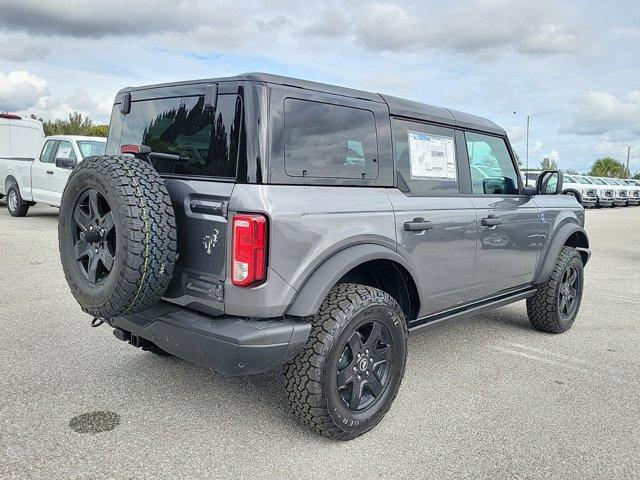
588,157 -> 629,178
540,157 -> 558,171
30,112 -> 108,138
87,124 -> 109,137
634,172 -> 640,180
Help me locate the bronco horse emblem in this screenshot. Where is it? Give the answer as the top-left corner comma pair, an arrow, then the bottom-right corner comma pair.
202,229 -> 219,255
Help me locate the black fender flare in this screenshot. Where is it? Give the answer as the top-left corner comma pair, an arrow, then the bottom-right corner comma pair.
533,222 -> 589,284
286,244 -> 419,317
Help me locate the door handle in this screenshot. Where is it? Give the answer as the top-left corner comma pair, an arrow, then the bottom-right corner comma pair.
404,217 -> 434,232
481,215 -> 503,227
46,170 -> 54,175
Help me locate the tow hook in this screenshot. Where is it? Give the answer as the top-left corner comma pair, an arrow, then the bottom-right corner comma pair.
91,317 -> 109,328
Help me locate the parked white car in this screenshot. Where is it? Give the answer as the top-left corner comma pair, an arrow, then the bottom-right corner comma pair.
584,176 -> 616,208
0,133 -> 106,216
596,177 -> 628,206
619,179 -> 640,205
523,170 -> 597,207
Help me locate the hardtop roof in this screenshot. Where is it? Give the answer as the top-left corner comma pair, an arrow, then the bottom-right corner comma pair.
118,72 -> 505,135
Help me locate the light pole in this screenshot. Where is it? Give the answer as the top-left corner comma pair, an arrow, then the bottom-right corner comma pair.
627,145 -> 631,176
526,115 -> 530,174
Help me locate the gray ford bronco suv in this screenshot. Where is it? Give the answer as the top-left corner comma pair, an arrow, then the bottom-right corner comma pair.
58,73 -> 590,440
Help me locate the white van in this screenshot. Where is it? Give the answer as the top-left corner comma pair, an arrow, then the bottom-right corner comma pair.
1,117 -> 106,216
0,114 -> 46,212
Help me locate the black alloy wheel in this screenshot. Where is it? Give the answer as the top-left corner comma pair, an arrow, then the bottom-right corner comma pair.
72,188 -> 116,284
558,264 -> 580,319
336,321 -> 393,411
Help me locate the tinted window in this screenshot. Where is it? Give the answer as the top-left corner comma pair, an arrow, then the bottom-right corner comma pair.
466,132 -> 519,195
77,140 -> 106,159
119,95 -> 242,177
39,140 -> 57,163
55,140 -> 76,161
392,119 -> 459,195
284,99 -> 378,179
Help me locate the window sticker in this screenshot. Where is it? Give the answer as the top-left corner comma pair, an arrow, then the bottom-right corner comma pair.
407,131 -> 456,180
57,146 -> 73,159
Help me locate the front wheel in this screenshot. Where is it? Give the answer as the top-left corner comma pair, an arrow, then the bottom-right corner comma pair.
527,246 -> 584,333
284,283 -> 408,440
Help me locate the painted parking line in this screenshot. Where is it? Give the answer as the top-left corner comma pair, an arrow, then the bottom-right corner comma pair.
490,344 -> 631,386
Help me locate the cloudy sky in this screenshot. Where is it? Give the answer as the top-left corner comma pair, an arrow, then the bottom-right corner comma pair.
0,0 -> 639,173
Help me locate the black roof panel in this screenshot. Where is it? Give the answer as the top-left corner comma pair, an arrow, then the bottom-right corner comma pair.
118,72 -> 504,135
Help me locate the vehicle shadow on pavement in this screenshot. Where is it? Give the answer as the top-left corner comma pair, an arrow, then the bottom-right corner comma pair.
104,307 -> 534,442
115,351 -> 327,441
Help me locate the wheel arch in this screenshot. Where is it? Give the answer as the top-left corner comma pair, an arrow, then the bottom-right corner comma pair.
533,222 -> 590,284
286,244 -> 421,320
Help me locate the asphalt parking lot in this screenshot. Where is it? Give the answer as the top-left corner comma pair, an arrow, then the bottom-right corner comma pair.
0,202 -> 638,479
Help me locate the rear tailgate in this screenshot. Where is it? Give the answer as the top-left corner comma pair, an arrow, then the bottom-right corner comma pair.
162,179 -> 232,313
106,82 -> 246,314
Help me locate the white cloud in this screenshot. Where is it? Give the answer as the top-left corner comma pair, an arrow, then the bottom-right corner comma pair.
354,0 -> 581,57
0,71 -> 48,111
563,90 -> 640,137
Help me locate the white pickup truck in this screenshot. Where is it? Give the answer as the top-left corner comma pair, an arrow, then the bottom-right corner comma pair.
1,124 -> 106,216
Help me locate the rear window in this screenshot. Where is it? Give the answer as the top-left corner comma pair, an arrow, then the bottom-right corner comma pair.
283,98 -> 378,179
112,94 -> 242,177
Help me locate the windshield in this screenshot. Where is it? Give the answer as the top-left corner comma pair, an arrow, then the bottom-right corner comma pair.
77,140 -> 106,159
564,175 -> 576,183
575,177 -> 593,185
603,178 -> 617,185
590,178 -> 606,185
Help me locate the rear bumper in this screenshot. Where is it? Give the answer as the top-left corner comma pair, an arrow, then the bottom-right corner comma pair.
111,302 -> 311,376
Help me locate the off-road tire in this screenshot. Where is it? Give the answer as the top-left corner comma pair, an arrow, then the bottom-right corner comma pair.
284,283 -> 408,440
7,183 -> 30,217
527,246 -> 584,333
58,155 -> 177,319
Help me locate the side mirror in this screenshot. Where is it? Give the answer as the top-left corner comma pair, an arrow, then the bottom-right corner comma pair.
55,158 -> 77,170
536,170 -> 563,195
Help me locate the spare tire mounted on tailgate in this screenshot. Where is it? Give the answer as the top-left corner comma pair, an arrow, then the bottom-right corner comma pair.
58,155 -> 177,318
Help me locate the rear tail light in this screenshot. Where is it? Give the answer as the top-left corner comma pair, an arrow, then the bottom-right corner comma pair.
231,213 -> 267,287
120,144 -> 141,154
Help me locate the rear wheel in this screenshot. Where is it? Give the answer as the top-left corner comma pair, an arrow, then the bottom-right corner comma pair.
284,283 -> 408,440
527,246 -> 584,333
7,183 -> 30,217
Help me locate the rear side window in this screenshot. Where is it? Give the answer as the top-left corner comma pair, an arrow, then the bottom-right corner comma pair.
392,119 -> 459,195
283,98 -> 378,179
116,94 -> 242,177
